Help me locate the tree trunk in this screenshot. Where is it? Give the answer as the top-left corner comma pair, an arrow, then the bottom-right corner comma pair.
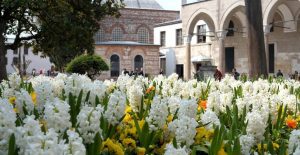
0,31 -> 7,82
245,0 -> 268,78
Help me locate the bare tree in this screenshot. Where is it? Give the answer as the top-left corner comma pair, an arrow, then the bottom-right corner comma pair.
245,0 -> 268,78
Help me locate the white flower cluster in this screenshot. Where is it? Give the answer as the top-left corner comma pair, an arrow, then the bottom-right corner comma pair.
289,130 -> 300,154
15,89 -> 35,118
77,104 -> 103,144
200,109 -> 220,130
164,143 -> 188,155
87,80 -> 107,105
104,79 -> 116,93
34,80 -> 54,112
64,73 -> 91,96
245,110 -> 267,142
127,85 -> 143,112
178,99 -> 198,119
16,115 -> 85,155
65,130 -> 86,155
103,90 -> 126,125
168,116 -> 198,147
167,96 -> 181,115
239,134 -> 255,155
44,98 -> 71,133
8,73 -> 21,90
0,99 -> 16,154
146,96 -> 169,131
15,115 -> 47,154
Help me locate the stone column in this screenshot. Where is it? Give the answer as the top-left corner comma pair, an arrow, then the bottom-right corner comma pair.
217,31 -> 227,74
264,25 -> 271,72
184,35 -> 192,80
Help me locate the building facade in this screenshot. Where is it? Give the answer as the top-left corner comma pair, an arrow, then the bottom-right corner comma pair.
94,0 -> 180,79
155,0 -> 300,79
5,44 -> 52,75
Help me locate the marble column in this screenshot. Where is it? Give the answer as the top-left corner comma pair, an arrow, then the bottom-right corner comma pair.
184,35 -> 192,80
264,25 -> 271,72
217,30 -> 227,74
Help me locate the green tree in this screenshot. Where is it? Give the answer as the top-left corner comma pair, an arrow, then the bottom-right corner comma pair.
245,0 -> 268,77
66,54 -> 109,79
0,0 -> 124,81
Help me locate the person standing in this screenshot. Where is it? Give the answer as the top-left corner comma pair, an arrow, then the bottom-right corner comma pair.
138,67 -> 144,76
276,69 -> 283,77
159,68 -> 164,75
214,68 -> 223,81
232,68 -> 240,80
122,68 -> 129,75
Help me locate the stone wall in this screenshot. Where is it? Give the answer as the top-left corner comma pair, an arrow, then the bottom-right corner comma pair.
100,8 -> 180,43
95,44 -> 160,80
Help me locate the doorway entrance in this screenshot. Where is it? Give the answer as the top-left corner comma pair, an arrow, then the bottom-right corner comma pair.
225,47 -> 235,73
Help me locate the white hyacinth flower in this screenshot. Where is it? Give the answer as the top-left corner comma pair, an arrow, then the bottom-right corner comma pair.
146,96 -> 168,131
164,143 -> 188,155
168,116 -> 198,147
44,98 -> 71,133
8,73 -> 21,90
245,110 -> 267,142
15,89 -> 35,118
127,85 -> 143,112
77,104 -> 103,144
0,99 -> 16,154
200,109 -> 220,130
15,115 -> 44,154
65,130 -> 86,155
177,99 -> 198,119
103,90 -> 126,125
288,130 -> 300,154
87,80 -> 107,105
168,96 -> 181,115
239,134 -> 255,155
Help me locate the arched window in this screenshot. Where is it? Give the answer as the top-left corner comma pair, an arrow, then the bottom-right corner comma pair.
137,27 -> 149,43
226,20 -> 234,36
94,28 -> 105,42
134,55 -> 143,71
112,27 -> 123,41
110,54 -> 120,77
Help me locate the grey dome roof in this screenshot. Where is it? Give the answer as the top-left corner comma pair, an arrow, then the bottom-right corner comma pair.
124,0 -> 163,10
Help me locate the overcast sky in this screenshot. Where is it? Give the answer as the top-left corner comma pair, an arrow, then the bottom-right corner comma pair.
156,0 -> 181,10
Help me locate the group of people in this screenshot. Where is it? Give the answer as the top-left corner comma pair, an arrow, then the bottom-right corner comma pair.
214,68 -> 240,81
214,68 -> 300,81
32,65 -> 58,77
122,68 -> 144,76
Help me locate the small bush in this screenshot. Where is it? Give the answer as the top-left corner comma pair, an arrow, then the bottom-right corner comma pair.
66,54 -> 109,79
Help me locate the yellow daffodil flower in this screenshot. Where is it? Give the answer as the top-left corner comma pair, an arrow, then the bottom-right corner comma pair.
31,92 -> 37,105
136,147 -> 146,155
9,96 -> 16,104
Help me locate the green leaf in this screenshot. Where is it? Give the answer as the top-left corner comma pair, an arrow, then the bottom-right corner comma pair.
8,134 -> 16,155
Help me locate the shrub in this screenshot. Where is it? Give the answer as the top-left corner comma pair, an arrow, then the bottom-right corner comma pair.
66,54 -> 109,79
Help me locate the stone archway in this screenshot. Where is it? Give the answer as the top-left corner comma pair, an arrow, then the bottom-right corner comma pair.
184,9 -> 216,79
219,4 -> 247,73
264,2 -> 296,32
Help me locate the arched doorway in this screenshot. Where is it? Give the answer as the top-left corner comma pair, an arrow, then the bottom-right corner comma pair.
110,54 -> 120,77
134,55 -> 143,71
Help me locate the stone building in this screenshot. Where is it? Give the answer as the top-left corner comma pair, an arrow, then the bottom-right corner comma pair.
155,0 -> 300,79
94,0 -> 179,79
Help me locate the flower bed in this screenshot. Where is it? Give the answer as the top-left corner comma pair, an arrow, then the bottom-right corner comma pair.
1,73 -> 300,155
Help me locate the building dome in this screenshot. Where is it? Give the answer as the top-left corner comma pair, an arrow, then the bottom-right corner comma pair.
124,0 -> 163,10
